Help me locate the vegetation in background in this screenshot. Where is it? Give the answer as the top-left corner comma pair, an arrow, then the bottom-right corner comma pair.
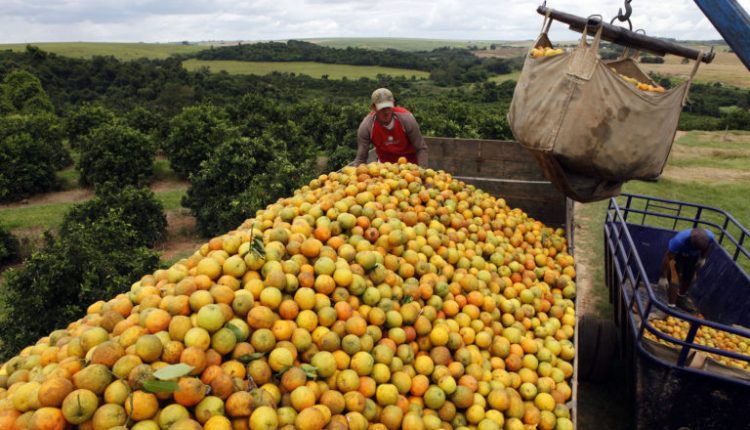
124,105 -> 168,140
64,103 -> 116,148
0,69 -> 55,115
0,133 -> 62,202
0,223 -> 19,268
192,40 -> 522,86
0,42 -> 205,60
61,185 -> 168,248
0,213 -> 160,359
183,134 -> 315,236
164,104 -> 237,180
0,69 -> 71,202
77,123 -> 155,188
307,37 -> 515,51
326,145 -> 358,172
182,59 -> 431,80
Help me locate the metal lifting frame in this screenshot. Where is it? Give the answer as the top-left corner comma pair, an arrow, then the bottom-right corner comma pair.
537,1 -> 750,69
693,0 -> 750,70
537,5 -> 715,63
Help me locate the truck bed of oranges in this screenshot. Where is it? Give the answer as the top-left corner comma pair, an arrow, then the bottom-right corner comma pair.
645,316 -> 750,371
0,159 -> 577,430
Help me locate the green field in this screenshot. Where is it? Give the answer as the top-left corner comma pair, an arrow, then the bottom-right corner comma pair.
640,51 -> 750,89
490,71 -> 522,83
304,37 -> 522,51
0,42 -> 205,60
0,189 -> 186,231
181,59 -> 430,79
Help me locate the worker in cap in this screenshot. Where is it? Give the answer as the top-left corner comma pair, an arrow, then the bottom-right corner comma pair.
658,227 -> 715,312
353,88 -> 428,166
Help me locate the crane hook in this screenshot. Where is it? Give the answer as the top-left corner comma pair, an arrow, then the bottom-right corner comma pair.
610,0 -> 633,30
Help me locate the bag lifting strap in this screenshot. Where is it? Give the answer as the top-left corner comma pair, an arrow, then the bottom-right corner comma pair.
579,18 -> 604,52
540,9 -> 553,35
683,51 -> 704,105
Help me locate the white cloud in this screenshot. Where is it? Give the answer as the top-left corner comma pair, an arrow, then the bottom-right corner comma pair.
0,0 -> 747,43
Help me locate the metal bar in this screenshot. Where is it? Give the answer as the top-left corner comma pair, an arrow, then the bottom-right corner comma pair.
624,195 -> 633,223
677,323 -> 700,367
734,231 -> 746,261
537,6 -> 715,63
694,207 -> 703,229
720,217 -> 729,246
693,0 -> 750,70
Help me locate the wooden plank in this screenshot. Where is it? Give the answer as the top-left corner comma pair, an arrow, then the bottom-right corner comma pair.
427,137 -> 534,163
426,138 -> 549,180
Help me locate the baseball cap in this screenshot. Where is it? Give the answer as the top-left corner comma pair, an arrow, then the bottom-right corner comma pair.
371,88 -> 394,110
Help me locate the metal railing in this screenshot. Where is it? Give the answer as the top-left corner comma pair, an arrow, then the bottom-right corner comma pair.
604,193 -> 750,386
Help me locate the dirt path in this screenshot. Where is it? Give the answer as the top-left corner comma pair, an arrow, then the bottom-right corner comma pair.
0,188 -> 94,209
1,180 -> 205,264
155,210 -> 205,263
0,180 -> 189,210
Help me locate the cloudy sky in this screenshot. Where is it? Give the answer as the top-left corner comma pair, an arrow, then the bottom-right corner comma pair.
0,0 -> 747,43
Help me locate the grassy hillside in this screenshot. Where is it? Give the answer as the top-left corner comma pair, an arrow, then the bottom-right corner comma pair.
181,59 -> 430,79
304,37 -> 520,51
0,42 -> 205,60
489,71 -> 522,83
640,51 -> 749,88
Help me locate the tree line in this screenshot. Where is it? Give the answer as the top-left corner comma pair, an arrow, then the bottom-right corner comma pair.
193,40 -> 524,86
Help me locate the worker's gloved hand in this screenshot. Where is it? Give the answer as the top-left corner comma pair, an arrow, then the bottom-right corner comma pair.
696,258 -> 706,269
658,277 -> 669,290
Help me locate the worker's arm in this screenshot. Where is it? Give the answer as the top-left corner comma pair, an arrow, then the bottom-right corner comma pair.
398,111 -> 428,167
669,258 -> 679,285
353,116 -> 374,166
658,252 -> 676,289
697,247 -> 710,268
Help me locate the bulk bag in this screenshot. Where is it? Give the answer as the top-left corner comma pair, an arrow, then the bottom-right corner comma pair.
508,14 -> 703,183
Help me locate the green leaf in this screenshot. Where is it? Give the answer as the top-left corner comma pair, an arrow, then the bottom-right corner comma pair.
153,363 -> 194,380
252,236 -> 265,257
143,380 -> 179,394
226,323 -> 244,341
237,352 -> 266,364
400,296 -> 414,305
301,363 -> 318,378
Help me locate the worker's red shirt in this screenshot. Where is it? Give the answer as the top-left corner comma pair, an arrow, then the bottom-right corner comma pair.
370,107 -> 418,164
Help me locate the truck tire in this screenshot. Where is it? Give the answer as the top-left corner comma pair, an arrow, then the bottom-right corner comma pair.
578,314 -> 617,383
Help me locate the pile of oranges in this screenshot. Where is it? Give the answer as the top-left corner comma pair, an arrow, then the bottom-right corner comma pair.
0,159 -> 577,430
646,316 -> 749,371
529,47 -> 564,58
612,70 -> 666,93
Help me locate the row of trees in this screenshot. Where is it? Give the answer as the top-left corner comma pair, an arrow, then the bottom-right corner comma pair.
1,45 -> 745,127
194,40 -> 524,86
